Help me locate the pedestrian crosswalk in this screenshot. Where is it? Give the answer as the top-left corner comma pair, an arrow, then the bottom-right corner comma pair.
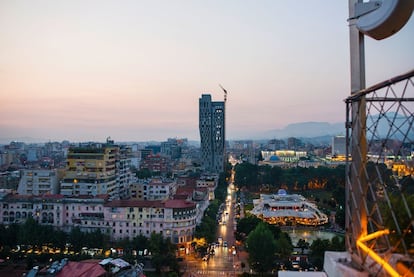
186,269 -> 238,276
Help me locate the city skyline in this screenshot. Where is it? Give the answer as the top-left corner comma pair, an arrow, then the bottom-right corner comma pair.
1,1 -> 413,142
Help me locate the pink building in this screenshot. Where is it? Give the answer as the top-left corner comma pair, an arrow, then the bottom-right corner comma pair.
0,192 -> 197,244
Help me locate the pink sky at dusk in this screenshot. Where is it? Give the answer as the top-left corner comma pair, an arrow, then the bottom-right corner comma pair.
1,1 -> 413,142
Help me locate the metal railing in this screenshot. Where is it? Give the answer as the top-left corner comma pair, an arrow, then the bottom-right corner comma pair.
345,69 -> 414,276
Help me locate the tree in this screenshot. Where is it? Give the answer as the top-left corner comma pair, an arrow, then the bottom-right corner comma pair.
275,233 -> 293,261
246,222 -> 277,274
68,227 -> 85,251
234,162 -> 258,188
297,239 -> 310,254
136,168 -> 152,179
236,216 -> 261,239
17,217 -> 39,245
330,236 -> 345,251
148,233 -> 178,274
309,238 -> 330,269
382,193 -> 414,252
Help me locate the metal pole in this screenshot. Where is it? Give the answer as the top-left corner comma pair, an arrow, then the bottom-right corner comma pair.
347,0 -> 368,264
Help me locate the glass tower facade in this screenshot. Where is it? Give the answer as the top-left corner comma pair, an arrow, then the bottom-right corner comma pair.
199,94 -> 225,173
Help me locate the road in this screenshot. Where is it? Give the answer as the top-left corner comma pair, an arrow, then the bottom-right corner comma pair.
182,182 -> 248,276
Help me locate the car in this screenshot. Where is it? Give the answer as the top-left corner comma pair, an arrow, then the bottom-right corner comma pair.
202,254 -> 209,261
223,241 -> 228,247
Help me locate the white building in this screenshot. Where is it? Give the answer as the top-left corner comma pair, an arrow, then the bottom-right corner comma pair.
17,169 -> 60,195
251,190 -> 328,226
130,178 -> 177,200
196,175 -> 218,201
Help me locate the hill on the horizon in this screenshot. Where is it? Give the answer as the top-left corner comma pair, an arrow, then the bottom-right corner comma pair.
262,121 -> 345,139
1,112 -> 411,144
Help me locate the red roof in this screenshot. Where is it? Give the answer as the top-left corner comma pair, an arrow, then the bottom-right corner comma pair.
164,199 -> 196,209
105,199 -> 165,208
8,194 -> 65,200
176,186 -> 194,195
56,261 -> 106,277
104,199 -> 196,209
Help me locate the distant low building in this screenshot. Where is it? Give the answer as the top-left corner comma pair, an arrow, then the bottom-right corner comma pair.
260,150 -> 307,166
140,154 -> 170,175
332,136 -> 346,156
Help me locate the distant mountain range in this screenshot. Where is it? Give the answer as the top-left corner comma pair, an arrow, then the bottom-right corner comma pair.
1,113 -> 411,145
257,112 -> 413,141
261,122 -> 345,139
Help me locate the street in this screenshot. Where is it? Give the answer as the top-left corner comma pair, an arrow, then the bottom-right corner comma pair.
182,182 -> 249,276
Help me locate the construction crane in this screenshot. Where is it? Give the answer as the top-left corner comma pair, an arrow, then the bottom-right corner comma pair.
219,84 -> 227,103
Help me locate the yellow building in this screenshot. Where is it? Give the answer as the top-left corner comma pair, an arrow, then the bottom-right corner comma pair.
60,143 -> 118,199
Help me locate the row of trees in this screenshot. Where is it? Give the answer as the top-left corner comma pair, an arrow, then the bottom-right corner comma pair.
234,162 -> 346,192
0,217 -> 108,252
0,218 -> 180,275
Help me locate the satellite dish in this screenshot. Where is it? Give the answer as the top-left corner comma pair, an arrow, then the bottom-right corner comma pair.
356,0 -> 414,40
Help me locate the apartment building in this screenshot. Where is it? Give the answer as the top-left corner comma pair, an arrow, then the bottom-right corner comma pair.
60,142 -> 123,199
0,192 -> 197,244
129,178 -> 177,200
139,154 -> 170,175
17,169 -> 62,195
196,175 -> 218,201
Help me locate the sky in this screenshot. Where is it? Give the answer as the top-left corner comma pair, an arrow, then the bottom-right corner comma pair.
1,1 -> 413,142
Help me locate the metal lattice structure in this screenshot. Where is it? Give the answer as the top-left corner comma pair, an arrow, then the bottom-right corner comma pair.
345,69 -> 414,276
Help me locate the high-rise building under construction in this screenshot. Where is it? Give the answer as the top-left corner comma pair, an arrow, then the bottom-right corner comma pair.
199,94 -> 225,173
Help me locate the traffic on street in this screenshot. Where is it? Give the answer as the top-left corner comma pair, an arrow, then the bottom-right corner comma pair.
182,175 -> 248,277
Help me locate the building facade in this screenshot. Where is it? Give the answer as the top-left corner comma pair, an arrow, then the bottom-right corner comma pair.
17,169 -> 61,195
116,145 -> 134,200
60,143 -> 118,199
332,135 -> 346,156
130,178 -> 177,201
199,94 -> 225,173
0,192 -> 197,243
196,175 -> 218,201
139,154 -> 170,175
